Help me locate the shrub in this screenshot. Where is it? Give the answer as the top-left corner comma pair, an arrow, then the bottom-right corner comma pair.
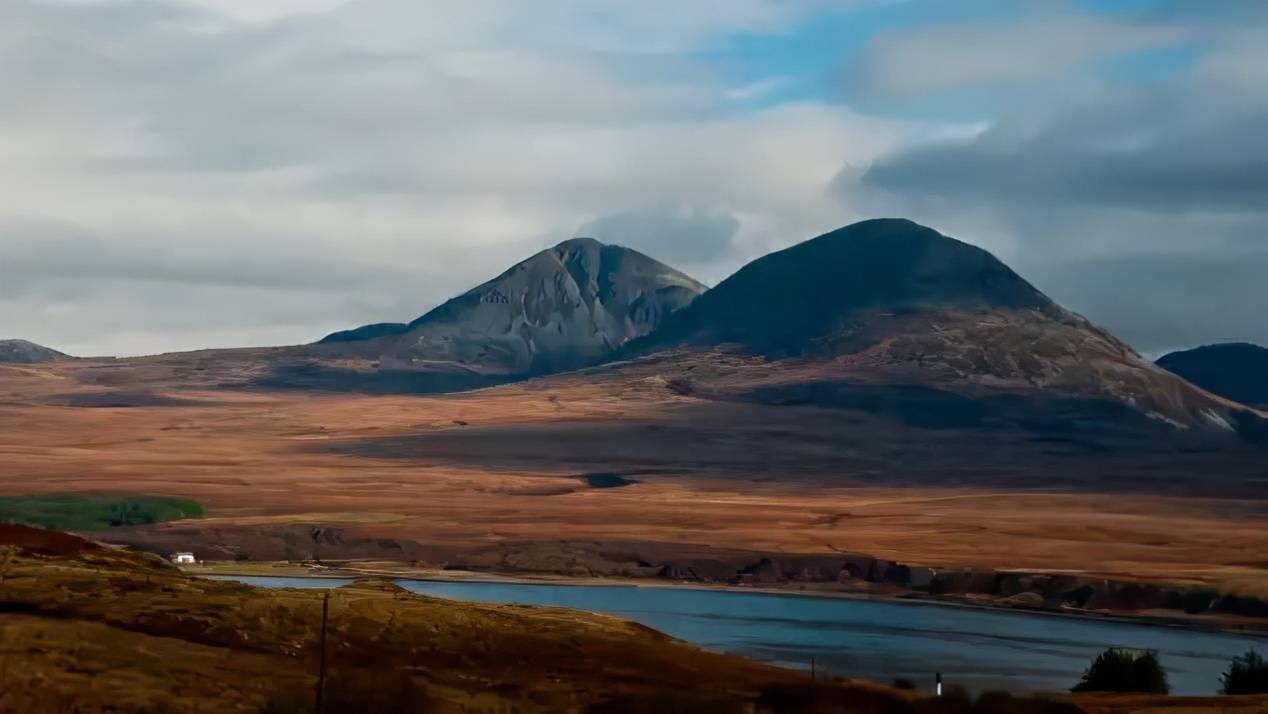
1071,648 -> 1169,694
0,494 -> 203,531
1221,649 -> 1268,695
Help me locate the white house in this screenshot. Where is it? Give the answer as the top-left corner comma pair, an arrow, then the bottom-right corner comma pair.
171,552 -> 196,564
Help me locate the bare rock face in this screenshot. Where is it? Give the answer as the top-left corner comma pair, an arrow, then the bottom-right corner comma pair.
0,339 -> 70,363
384,238 -> 705,375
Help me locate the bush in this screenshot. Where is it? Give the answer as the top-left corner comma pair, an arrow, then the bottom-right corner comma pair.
1221,649 -> 1268,695
1071,648 -> 1169,694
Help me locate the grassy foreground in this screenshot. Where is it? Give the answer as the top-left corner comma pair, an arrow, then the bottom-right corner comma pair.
0,493 -> 203,531
0,525 -> 1264,713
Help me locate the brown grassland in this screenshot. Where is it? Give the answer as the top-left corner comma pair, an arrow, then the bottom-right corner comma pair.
2,351 -> 1267,599
3,524 -> 1265,713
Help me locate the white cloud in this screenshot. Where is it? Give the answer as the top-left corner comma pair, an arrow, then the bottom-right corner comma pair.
13,0 -> 1256,360
850,11 -> 1268,353
176,0 -> 349,22
0,0 -> 944,356
850,13 -> 1184,98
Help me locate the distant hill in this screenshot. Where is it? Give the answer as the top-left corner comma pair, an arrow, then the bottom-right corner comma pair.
1158,343 -> 1268,408
626,219 -> 1254,432
0,339 -> 70,363
380,238 -> 706,375
318,322 -> 408,344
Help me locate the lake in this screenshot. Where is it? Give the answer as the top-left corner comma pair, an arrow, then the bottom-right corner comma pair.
213,575 -> 1267,695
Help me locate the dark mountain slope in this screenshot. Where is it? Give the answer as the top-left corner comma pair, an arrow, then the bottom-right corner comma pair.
641,218 -> 1058,355
1158,343 -> 1268,408
0,339 -> 71,363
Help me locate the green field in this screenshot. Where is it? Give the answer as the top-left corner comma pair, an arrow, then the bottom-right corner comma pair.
0,494 -> 204,531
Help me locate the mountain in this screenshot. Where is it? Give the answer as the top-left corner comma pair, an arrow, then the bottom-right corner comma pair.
1158,343 -> 1268,408
639,218 -> 1059,355
627,219 -> 1255,432
379,237 -> 706,375
0,339 -> 70,363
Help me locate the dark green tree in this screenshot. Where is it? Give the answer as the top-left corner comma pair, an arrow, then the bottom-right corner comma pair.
1071,648 -> 1169,694
1221,649 -> 1268,695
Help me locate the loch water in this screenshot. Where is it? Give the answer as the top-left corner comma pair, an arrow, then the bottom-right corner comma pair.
214,576 -> 1267,695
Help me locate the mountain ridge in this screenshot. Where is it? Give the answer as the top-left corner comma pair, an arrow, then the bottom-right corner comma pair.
318,322 -> 408,344
47,219 -> 1260,437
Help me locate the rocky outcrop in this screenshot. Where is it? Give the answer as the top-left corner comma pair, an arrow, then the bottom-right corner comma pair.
381,238 -> 705,375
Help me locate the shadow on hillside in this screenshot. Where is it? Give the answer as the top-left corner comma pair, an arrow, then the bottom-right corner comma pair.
325,396 -> 1268,496
248,362 -> 516,395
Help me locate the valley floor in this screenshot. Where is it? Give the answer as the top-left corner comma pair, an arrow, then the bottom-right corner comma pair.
2,352 -> 1267,600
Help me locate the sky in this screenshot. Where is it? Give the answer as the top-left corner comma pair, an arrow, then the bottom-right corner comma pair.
2,0 -> 1265,357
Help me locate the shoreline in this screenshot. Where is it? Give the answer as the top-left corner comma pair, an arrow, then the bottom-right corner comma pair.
186,562 -> 1268,639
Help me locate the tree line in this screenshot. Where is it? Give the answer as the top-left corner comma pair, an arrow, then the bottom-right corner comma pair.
1072,647 -> 1267,695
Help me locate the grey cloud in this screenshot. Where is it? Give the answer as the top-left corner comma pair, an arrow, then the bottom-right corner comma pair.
843,10 -> 1183,101
842,174 -> 1268,352
3,1 -> 723,178
862,91 -> 1268,214
852,2 -> 1268,214
0,217 -> 455,356
578,205 -> 740,270
0,0 -> 980,356
841,5 -> 1268,353
0,220 -> 411,292
1025,251 -> 1268,356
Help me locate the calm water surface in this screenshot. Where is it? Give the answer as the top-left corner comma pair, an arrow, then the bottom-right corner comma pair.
214,576 -> 1267,695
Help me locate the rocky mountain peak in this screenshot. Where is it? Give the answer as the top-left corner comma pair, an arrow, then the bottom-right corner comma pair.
381,239 -> 706,375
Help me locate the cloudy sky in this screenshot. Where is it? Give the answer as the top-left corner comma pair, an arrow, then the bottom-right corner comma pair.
2,0 -> 1265,357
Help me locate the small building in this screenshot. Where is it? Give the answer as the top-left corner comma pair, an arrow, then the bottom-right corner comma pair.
171,552 -> 196,564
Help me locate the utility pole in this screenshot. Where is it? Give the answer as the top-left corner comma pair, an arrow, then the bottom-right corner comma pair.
810,656 -> 816,685
316,591 -> 330,714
